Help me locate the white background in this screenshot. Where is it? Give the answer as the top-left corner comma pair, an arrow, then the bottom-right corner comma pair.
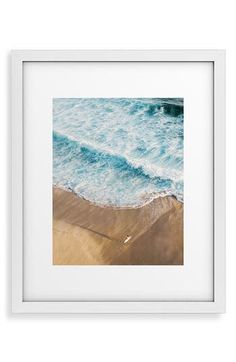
24,61 -> 213,301
0,1 -> 234,362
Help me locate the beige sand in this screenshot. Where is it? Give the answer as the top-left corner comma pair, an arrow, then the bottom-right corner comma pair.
53,187 -> 183,265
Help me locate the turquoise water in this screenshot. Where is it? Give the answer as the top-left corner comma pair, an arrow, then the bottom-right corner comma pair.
53,98 -> 183,207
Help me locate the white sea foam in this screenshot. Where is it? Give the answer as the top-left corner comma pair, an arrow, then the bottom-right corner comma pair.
53,98 -> 184,207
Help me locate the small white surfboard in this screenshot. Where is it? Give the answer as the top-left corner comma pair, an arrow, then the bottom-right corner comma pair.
123,235 -> 132,244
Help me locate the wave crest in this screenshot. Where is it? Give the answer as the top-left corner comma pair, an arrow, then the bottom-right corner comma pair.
53,98 -> 184,206
54,130 -> 182,184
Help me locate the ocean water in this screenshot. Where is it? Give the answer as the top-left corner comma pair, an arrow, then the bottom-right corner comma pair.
53,98 -> 184,207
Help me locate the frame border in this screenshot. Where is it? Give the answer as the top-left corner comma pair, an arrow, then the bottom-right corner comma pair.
11,50 -> 226,313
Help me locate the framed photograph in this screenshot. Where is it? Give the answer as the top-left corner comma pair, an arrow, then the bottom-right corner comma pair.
11,50 -> 225,313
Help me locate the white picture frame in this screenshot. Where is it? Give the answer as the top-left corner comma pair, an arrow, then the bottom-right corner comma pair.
11,50 -> 225,313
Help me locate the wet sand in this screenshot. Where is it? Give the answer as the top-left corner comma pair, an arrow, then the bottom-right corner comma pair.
53,187 -> 183,265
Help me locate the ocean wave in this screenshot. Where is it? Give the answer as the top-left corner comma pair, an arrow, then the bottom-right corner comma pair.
53,130 -> 182,184
53,98 -> 184,207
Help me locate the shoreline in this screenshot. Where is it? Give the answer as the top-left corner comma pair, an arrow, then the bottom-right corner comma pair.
53,184 -> 183,210
53,186 -> 183,265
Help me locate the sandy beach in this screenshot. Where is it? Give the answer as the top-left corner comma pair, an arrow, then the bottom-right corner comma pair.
53,187 -> 183,265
